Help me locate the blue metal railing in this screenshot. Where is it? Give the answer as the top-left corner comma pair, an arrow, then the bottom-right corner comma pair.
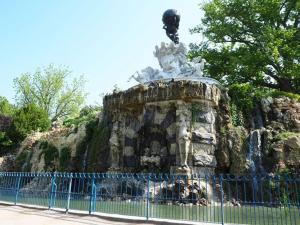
0,172 -> 299,225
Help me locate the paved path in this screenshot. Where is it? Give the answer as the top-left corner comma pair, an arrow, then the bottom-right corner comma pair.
0,204 -> 221,225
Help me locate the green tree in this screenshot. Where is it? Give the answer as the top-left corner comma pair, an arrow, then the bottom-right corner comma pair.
0,96 -> 15,116
0,97 -> 15,155
12,103 -> 51,139
14,64 -> 86,121
190,0 -> 300,94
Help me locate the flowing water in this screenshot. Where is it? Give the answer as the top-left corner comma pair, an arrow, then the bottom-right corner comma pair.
82,144 -> 89,172
247,106 -> 265,174
246,107 -> 266,194
247,129 -> 264,174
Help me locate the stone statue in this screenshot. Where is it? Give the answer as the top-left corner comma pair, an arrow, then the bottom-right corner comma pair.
162,9 -> 180,44
128,42 -> 211,84
177,113 -> 192,172
109,122 -> 120,170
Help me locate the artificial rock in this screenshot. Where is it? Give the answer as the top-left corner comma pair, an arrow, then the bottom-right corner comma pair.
103,80 -> 223,175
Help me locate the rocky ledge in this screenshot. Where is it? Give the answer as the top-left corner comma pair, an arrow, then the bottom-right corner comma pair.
104,80 -> 222,110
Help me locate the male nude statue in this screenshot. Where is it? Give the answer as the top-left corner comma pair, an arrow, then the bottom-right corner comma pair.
109,122 -> 120,170
177,113 -> 192,170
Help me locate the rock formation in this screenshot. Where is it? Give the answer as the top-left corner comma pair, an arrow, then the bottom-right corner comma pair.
215,95 -> 300,175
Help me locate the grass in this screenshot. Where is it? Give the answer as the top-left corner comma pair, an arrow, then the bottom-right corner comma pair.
0,190 -> 299,224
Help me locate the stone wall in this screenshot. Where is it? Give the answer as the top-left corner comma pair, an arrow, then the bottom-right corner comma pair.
103,80 -> 223,174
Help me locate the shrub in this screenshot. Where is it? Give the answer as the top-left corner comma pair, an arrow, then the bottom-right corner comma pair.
63,105 -> 100,128
13,103 -> 51,139
0,115 -> 15,155
229,103 -> 245,127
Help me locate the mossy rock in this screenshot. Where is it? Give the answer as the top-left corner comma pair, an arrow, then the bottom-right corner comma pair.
38,141 -> 59,171
228,126 -> 248,174
74,116 -> 111,172
274,132 -> 299,141
87,121 -> 110,172
15,149 -> 32,172
59,147 -> 71,171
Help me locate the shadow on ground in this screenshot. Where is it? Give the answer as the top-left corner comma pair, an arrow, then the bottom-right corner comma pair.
0,203 -> 216,225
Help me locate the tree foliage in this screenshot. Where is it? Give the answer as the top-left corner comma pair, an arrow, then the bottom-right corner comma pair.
190,0 -> 300,94
0,99 -> 51,154
0,115 -> 13,154
0,96 -> 15,116
12,103 -> 51,139
0,97 -> 15,154
14,64 -> 86,121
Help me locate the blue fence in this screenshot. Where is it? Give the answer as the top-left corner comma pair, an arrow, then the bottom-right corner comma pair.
0,172 -> 299,225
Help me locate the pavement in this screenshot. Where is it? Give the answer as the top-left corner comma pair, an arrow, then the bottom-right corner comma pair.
0,203 -> 222,225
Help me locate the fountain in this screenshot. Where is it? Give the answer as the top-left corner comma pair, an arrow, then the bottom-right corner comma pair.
104,40 -> 224,175
103,9 -> 224,175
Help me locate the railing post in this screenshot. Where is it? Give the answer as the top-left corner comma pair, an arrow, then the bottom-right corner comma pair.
14,173 -> 21,205
66,173 -> 73,213
48,172 -> 57,209
92,175 -> 97,212
219,174 -> 225,225
146,174 -> 150,220
89,173 -> 96,214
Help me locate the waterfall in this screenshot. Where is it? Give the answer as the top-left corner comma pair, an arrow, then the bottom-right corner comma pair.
82,144 -> 89,172
244,106 -> 266,200
246,106 -> 265,174
246,128 -> 265,199
247,130 -> 264,174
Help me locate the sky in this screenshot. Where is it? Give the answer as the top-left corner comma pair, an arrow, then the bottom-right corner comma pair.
0,0 -> 204,105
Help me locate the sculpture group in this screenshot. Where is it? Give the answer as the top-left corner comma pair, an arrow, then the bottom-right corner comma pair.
129,42 -> 206,84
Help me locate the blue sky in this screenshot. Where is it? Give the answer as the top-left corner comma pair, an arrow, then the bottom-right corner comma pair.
0,0 -> 203,105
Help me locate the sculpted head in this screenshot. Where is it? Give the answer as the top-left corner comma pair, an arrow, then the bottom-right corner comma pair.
178,113 -> 188,127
